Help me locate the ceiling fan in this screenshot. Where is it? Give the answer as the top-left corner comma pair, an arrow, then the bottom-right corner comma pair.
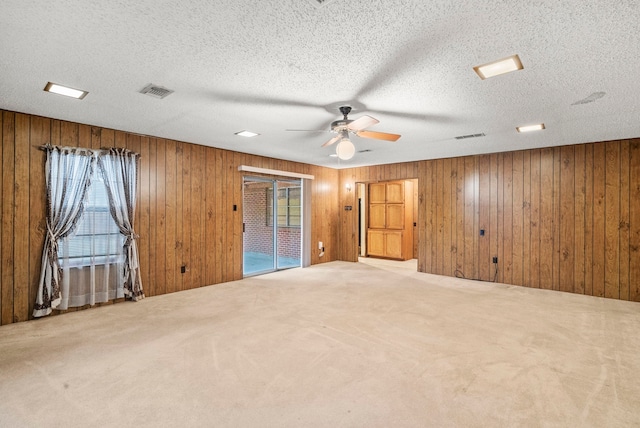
289,106 -> 401,160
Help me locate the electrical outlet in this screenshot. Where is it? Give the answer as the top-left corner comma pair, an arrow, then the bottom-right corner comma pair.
492,256 -> 498,264
318,241 -> 323,249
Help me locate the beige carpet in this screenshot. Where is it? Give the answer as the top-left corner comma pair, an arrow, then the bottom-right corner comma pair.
1,259 -> 639,427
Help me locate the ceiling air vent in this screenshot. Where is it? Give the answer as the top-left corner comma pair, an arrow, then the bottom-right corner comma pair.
455,133 -> 485,140
140,84 -> 174,99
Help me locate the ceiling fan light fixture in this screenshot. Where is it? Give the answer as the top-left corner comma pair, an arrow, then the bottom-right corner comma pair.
473,54 -> 523,79
336,138 -> 355,160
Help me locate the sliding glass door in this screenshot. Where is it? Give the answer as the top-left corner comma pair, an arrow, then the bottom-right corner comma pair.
243,176 -> 301,276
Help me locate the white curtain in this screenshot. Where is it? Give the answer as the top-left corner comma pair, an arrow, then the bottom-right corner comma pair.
57,169 -> 125,310
34,146 -> 95,317
34,146 -> 143,318
98,148 -> 144,300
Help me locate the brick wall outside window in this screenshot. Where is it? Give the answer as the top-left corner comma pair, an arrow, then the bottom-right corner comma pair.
243,182 -> 300,260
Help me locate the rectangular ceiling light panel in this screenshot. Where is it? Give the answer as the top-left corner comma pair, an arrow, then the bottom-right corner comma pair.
44,82 -> 88,99
474,54 -> 523,79
235,130 -> 260,137
516,123 -> 545,133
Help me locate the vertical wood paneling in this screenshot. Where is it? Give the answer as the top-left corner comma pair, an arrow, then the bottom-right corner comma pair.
137,136 -> 150,298
604,142 -> 620,299
205,148 -> 216,286
592,143 -> 606,297
28,116 -> 48,318
539,149 -> 554,289
2,111 -> 15,325
512,151 -> 524,286
463,157 -> 475,279
418,161 -> 436,272
478,155 -> 491,280
584,144 -> 594,296
522,151 -> 531,288
630,139 -> 640,302
182,143 -> 192,290
619,140 -> 630,301
488,154 -> 498,282
147,138 -> 158,297
213,148 -> 223,285
573,144 -> 586,294
2,107 -> 640,325
503,153 -> 514,284
559,145 -> 575,293
529,149 -> 541,288
232,152 -> 244,280
155,140 -> 167,296
224,151 -> 234,281
473,157 -> 480,277
164,139 -> 177,293
435,159 -> 444,275
442,158 -> 452,276
455,158 -> 465,275
0,111 -> 3,321
552,147 -> 561,291
174,143 -> 184,290
496,154 -> 504,283
13,114 -> 30,322
190,145 -> 205,288
417,162 -> 428,272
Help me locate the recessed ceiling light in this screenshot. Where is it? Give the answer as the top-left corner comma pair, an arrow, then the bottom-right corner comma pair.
473,54 -> 523,79
516,123 -> 545,133
43,82 -> 88,99
329,153 -> 338,157
235,130 -> 259,137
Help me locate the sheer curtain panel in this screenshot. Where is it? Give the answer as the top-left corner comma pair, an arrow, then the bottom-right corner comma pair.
34,146 -> 95,317
98,148 -> 144,300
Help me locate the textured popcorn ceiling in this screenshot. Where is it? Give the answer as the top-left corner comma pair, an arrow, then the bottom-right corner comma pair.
1,0 -> 639,168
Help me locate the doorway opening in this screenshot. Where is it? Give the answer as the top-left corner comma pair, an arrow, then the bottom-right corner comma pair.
242,176 -> 302,276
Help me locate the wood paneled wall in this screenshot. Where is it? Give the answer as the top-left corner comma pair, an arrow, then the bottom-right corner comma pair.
339,140 -> 640,302
2,108 -> 638,326
0,110 -> 339,325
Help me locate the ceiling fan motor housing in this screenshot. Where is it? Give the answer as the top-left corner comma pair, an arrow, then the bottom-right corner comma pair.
331,119 -> 353,131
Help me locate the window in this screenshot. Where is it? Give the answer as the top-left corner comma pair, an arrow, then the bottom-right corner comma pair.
266,186 -> 301,227
59,166 -> 124,267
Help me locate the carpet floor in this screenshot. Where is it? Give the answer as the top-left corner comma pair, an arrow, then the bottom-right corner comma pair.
1,259 -> 639,427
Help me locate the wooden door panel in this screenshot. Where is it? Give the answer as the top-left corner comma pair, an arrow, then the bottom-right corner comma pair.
386,181 -> 404,203
385,232 -> 403,259
369,183 -> 386,203
386,204 -> 405,229
367,230 -> 385,256
369,204 -> 386,229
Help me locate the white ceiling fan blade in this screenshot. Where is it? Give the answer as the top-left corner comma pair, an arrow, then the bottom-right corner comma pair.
321,135 -> 341,147
347,115 -> 379,131
356,130 -> 401,141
